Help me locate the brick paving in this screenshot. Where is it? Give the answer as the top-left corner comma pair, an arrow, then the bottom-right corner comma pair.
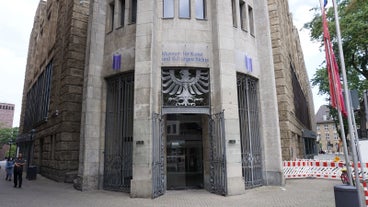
0,172 -> 343,207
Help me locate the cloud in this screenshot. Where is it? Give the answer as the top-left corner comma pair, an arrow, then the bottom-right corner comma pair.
289,1 -> 329,111
0,0 -> 39,127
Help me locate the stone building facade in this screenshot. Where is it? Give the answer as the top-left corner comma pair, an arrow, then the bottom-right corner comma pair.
17,0 -> 89,182
315,105 -> 342,153
268,0 -> 317,160
70,0 -> 284,198
0,103 -> 15,128
18,0 -> 315,199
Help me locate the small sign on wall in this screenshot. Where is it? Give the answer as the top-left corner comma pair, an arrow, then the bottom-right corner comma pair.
235,50 -> 258,75
161,43 -> 209,67
245,55 -> 253,72
112,54 -> 121,70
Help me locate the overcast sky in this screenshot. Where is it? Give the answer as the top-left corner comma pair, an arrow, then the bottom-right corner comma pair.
0,0 -> 328,127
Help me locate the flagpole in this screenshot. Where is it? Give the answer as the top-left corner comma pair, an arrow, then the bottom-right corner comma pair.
318,0 -> 353,185
332,0 -> 362,205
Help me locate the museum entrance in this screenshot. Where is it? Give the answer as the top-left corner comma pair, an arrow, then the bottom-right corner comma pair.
166,114 -> 204,190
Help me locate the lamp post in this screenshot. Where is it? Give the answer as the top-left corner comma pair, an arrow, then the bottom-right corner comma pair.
26,129 -> 35,180
8,139 -> 13,158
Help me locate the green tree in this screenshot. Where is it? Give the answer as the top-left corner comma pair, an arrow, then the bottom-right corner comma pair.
305,0 -> 368,106
0,127 -> 18,158
305,0 -> 368,138
305,0 -> 368,81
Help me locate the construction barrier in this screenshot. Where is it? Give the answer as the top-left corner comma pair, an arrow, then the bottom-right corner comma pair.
283,160 -> 368,207
363,181 -> 368,206
283,160 -> 368,180
283,160 -> 344,179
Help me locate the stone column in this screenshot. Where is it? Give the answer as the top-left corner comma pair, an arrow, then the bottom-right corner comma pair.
211,0 -> 245,196
256,0 -> 284,186
75,0 -> 106,191
130,0 -> 158,198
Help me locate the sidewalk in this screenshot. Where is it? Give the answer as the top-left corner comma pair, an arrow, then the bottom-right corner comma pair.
0,172 -> 341,207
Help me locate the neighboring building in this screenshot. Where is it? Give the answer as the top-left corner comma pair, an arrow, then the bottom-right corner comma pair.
18,0 -> 314,199
315,105 -> 342,153
0,103 -> 15,128
268,1 -> 317,160
17,0 -> 89,182
0,102 -> 15,160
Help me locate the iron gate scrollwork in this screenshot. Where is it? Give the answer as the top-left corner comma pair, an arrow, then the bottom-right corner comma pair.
104,73 -> 134,192
209,111 -> 227,195
237,73 -> 263,189
152,113 -> 166,198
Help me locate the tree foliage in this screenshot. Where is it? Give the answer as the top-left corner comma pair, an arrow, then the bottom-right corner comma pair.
305,0 -> 368,138
305,0 -> 368,83
306,0 -> 368,101
0,127 -> 18,145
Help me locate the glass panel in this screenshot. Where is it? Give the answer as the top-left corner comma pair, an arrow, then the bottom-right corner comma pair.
195,0 -> 205,19
166,114 -> 203,190
179,0 -> 190,18
120,0 -> 125,26
130,0 -> 137,23
167,140 -> 186,189
110,2 -> 115,30
240,1 -> 247,30
232,0 -> 237,27
163,0 -> 174,18
185,140 -> 203,188
248,5 -> 254,35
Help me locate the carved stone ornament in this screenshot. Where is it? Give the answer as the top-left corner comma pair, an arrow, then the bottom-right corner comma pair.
162,68 -> 209,107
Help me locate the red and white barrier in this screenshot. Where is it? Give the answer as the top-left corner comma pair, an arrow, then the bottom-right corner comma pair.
283,160 -> 344,179
363,181 -> 368,207
283,160 -> 368,207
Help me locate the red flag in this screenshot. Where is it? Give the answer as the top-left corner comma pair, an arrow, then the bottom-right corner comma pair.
322,7 -> 347,117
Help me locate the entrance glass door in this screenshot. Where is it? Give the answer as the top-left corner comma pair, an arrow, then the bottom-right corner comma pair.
166,114 -> 204,190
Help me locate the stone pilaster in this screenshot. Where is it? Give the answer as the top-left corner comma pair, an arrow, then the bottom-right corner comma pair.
256,0 -> 284,186
76,0 -> 105,191
130,0 -> 156,198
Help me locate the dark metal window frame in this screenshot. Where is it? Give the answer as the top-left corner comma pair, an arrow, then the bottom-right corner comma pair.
130,0 -> 137,24
23,61 -> 53,131
103,72 -> 134,192
237,73 -> 263,189
290,63 -> 311,129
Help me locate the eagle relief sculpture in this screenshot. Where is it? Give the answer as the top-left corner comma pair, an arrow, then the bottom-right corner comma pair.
162,69 -> 209,107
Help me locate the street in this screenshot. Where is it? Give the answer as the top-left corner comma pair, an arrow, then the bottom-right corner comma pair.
0,170 -> 344,207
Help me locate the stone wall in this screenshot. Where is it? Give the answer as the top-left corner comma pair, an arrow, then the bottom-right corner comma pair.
268,0 -> 316,160
19,0 -> 89,182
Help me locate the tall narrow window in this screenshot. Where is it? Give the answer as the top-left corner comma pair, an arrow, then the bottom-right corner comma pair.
109,2 -> 115,31
231,0 -> 237,27
163,0 -> 174,18
240,1 -> 247,31
237,73 -> 263,188
130,0 -> 137,23
120,0 -> 125,26
195,0 -> 205,19
23,61 -> 53,131
248,5 -> 254,35
179,0 -> 190,18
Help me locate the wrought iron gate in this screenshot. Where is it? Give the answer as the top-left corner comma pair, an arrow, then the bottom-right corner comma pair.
152,113 -> 166,198
104,73 -> 134,192
237,74 -> 263,189
209,111 -> 227,195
